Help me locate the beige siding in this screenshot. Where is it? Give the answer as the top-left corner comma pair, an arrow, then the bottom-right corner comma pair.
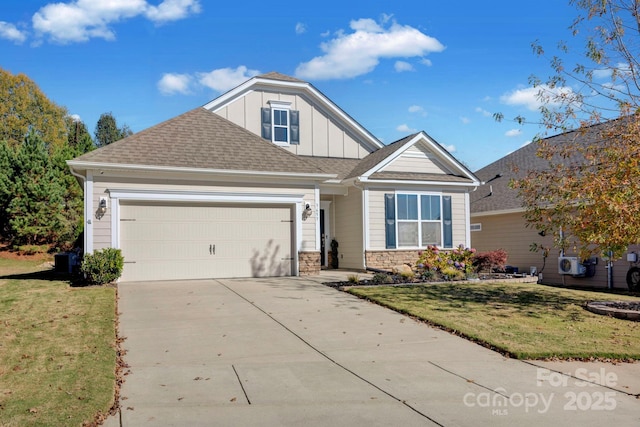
91,174 -> 317,253
216,89 -> 373,159
367,189 -> 468,251
333,186 -> 364,269
383,145 -> 453,174
471,212 -> 631,289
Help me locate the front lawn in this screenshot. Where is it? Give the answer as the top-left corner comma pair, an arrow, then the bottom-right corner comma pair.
347,281 -> 640,360
0,260 -> 117,426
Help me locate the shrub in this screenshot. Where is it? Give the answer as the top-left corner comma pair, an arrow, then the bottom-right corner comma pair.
371,272 -> 394,285
81,248 -> 124,285
415,244 -> 476,280
472,249 -> 508,272
347,274 -> 360,284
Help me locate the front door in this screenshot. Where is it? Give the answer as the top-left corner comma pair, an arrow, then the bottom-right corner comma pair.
320,208 -> 326,266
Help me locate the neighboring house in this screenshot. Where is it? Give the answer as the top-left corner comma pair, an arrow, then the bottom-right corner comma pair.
68,72 -> 480,282
470,123 -> 634,289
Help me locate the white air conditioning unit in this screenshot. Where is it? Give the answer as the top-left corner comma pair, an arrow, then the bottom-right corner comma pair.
558,256 -> 586,275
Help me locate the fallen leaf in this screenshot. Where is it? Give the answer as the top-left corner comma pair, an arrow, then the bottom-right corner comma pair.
177,397 -> 184,401
28,407 -> 38,413
230,397 -> 237,402
194,377 -> 203,381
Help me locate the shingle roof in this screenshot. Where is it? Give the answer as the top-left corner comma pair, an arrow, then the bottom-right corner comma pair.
345,134 -> 416,179
298,156 -> 363,180
257,72 -> 306,83
470,122 -> 610,214
72,107 -> 328,176
369,171 -> 474,183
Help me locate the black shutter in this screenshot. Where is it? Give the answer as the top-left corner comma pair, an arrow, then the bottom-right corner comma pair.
261,107 -> 271,140
443,195 -> 452,248
384,193 -> 396,249
289,110 -> 299,145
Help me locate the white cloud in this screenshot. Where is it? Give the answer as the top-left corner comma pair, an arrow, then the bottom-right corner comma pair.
460,116 -> 470,124
69,114 -> 82,122
420,58 -> 432,67
158,73 -> 193,95
475,107 -> 491,117
197,66 -> 261,92
500,85 -> 574,111
145,0 -> 201,23
158,66 -> 260,95
408,105 -> 424,114
505,128 -> 522,137
396,124 -> 417,133
295,17 -> 445,80
31,0 -> 201,44
0,21 -> 27,44
443,144 -> 456,153
394,60 -> 414,72
295,22 -> 306,34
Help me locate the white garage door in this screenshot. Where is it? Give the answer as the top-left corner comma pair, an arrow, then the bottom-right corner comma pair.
119,202 -> 294,282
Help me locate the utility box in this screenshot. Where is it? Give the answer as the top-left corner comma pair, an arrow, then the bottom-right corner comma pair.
54,252 -> 78,274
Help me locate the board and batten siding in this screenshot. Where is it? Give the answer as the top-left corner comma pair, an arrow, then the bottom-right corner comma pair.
381,145 -> 454,175
333,186 -> 364,269
367,189 -> 468,250
215,89 -> 371,159
90,175 -> 317,253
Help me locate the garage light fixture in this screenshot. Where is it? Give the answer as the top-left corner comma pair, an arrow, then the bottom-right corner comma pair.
96,197 -> 108,218
302,202 -> 313,220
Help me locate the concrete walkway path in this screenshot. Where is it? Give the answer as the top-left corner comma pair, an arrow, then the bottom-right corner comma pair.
109,273 -> 640,426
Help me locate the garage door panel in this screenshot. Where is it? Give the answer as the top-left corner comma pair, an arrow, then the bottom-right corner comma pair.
119,203 -> 293,281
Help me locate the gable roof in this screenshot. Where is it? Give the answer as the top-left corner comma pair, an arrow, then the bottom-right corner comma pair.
203,72 -> 383,153
471,122 -> 611,215
346,132 -> 480,186
69,107 -> 331,178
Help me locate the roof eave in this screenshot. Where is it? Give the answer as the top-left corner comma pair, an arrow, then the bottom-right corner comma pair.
354,176 -> 481,188
67,160 -> 336,181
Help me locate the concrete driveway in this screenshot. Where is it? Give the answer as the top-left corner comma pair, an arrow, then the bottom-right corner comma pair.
112,273 -> 640,426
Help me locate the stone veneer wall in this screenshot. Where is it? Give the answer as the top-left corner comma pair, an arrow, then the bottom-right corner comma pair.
298,251 -> 321,275
365,250 -> 421,270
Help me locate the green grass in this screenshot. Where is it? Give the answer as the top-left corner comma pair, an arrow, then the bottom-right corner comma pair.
348,282 -> 640,360
0,260 -> 117,426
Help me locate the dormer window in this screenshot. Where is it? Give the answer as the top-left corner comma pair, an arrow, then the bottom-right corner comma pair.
261,101 -> 300,145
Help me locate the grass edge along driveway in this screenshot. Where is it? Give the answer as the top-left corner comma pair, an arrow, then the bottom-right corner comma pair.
347,281 -> 640,360
0,258 -> 117,427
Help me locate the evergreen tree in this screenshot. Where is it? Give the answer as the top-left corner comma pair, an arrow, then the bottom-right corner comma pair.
0,140 -> 16,237
7,134 -> 66,246
95,112 -> 132,147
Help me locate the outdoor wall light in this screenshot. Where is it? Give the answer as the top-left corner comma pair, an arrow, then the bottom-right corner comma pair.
97,198 -> 108,216
302,202 -> 313,220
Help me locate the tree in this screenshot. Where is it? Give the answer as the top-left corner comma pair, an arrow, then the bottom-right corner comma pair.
94,112 -> 133,147
7,133 -> 67,246
0,68 -> 68,148
509,0 -> 640,261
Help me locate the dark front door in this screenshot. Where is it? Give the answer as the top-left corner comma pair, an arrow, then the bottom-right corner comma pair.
320,208 -> 325,266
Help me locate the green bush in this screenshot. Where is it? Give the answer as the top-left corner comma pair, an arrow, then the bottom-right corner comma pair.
371,272 -> 394,285
81,248 -> 124,285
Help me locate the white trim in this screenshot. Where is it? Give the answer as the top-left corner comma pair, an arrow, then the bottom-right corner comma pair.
107,189 -> 304,277
356,177 -> 480,188
67,161 -> 335,181
470,223 -> 482,232
394,191 -> 448,249
363,187 -> 370,251
202,76 -> 383,152
314,186 -> 320,252
465,192 -> 471,248
85,172 -> 94,254
268,100 -> 292,109
359,133 -> 480,185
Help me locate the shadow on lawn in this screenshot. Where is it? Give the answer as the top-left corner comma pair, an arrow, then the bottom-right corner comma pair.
379,283 -> 594,314
0,268 -> 75,283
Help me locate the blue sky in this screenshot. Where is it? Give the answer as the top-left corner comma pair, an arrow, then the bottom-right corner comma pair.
1,0 -> 585,170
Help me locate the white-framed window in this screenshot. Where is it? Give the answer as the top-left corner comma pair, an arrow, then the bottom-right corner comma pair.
272,108 -> 289,143
385,192 -> 452,249
261,101 -> 300,145
470,223 -> 482,232
396,193 -> 443,247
